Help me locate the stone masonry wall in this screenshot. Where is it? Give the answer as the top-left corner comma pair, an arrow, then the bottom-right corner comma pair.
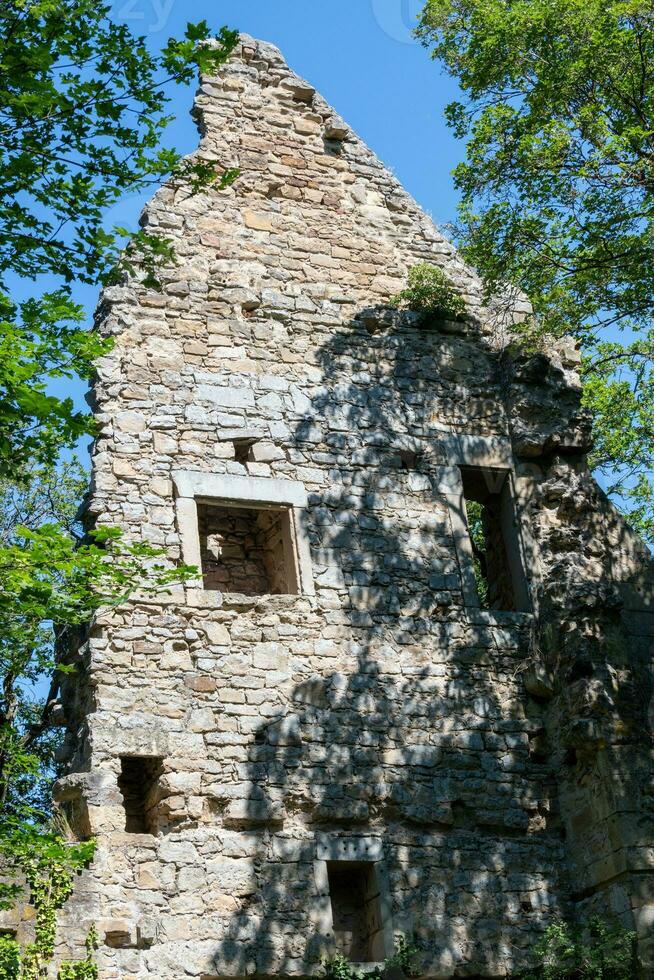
14,34 -> 652,979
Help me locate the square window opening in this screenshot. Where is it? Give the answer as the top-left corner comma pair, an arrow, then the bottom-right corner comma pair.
197,500 -> 299,596
460,466 -> 529,612
118,756 -> 163,834
327,861 -> 384,963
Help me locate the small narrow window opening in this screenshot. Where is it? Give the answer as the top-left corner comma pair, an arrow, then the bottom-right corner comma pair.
118,756 -> 163,834
233,438 -> 256,466
460,466 -> 529,612
197,500 -> 299,596
327,862 -> 384,963
399,449 -> 420,470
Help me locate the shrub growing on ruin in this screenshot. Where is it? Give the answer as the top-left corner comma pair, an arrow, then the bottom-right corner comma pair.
390,264 -> 466,322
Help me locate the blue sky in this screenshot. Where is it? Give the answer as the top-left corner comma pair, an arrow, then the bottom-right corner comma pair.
109,0 -> 463,227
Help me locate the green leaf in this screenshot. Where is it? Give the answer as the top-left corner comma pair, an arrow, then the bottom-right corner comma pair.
418,0 -> 654,537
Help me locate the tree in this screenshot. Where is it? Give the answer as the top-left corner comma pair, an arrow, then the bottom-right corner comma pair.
0,2 -> 239,969
0,460 -> 88,822
417,0 -> 654,539
0,0 -> 238,482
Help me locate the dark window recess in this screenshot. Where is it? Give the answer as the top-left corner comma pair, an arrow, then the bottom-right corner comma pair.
398,449 -> 420,470
233,438 -> 256,466
60,795 -> 91,840
118,756 -> 163,834
460,466 -> 529,612
327,862 -> 384,963
529,730 -> 548,763
197,501 -> 299,596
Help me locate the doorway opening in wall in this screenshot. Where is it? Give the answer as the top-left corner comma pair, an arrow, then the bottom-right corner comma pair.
459,466 -> 530,612
118,756 -> 163,834
327,862 -> 384,963
196,500 -> 300,596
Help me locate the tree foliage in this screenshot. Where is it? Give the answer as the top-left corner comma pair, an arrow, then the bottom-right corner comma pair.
517,916 -> 637,979
464,498 -> 490,608
0,0 -> 238,965
0,514 -> 197,821
0,0 -> 235,801
0,462 -> 87,823
0,0 -> 237,288
417,0 -> 654,539
0,0 -> 238,484
0,293 -> 105,479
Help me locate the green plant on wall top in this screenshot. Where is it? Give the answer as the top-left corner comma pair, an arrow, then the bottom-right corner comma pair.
516,916 -> 637,980
390,263 -> 467,323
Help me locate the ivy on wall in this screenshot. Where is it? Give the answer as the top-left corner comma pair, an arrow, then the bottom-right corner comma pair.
0,830 -> 96,979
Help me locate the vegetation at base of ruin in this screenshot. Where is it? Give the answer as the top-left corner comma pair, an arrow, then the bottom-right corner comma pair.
390,263 -> 467,323
0,825 -> 97,979
0,0 -> 238,966
322,920 -> 637,980
323,935 -> 421,980
417,0 -> 654,543
516,916 -> 638,979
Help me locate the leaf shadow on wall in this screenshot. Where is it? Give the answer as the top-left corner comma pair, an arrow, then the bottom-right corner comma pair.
207,307 -> 568,980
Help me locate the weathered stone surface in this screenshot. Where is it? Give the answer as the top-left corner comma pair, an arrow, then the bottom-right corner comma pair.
35,33 -> 654,980
243,210 -> 276,232
523,664 -> 555,700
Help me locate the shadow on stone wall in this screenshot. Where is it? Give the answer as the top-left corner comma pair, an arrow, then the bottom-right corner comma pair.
207,308 -> 566,979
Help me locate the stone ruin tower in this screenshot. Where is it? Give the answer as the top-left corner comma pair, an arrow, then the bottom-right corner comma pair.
29,34 -> 654,978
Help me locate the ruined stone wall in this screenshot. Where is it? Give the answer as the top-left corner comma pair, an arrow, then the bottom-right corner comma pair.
504,355 -> 654,970
28,35 -> 654,979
